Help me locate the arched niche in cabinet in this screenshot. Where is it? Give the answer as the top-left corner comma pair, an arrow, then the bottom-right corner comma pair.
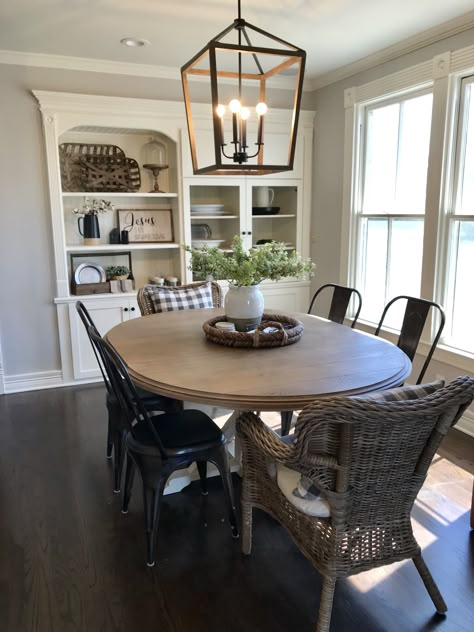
59,126 -> 179,246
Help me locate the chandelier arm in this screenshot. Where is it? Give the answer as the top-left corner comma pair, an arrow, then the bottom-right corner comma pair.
221,147 -> 235,160
241,27 -> 264,75
247,145 -> 263,159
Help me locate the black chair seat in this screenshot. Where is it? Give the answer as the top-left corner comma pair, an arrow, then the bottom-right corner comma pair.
106,387 -> 177,412
133,410 -> 225,453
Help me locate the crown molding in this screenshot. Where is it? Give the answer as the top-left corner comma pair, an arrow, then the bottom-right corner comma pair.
0,49 -> 181,80
307,10 -> 474,91
0,48 -> 311,91
2,9 -> 473,94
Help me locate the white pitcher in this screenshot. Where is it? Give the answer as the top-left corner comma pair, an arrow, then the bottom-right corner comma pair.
254,186 -> 275,207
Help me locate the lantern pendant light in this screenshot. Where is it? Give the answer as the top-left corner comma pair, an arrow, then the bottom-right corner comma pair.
181,0 -> 306,175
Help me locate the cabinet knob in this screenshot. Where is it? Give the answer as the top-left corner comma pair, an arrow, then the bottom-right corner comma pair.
124,307 -> 129,312
131,307 -> 136,312
241,231 -> 246,235
247,231 -> 252,235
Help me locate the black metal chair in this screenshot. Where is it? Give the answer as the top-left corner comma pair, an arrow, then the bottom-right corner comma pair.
280,283 -> 363,436
88,326 -> 239,566
75,301 -> 181,493
308,283 -> 362,328
374,295 -> 446,384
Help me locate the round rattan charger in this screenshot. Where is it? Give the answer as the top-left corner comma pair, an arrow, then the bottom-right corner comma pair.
203,313 -> 303,348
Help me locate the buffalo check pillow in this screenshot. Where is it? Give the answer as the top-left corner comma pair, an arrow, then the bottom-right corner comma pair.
146,282 -> 213,313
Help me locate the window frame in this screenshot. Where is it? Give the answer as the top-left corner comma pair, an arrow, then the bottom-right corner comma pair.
441,74 -> 474,353
342,48 -> 474,370
352,87 -> 433,326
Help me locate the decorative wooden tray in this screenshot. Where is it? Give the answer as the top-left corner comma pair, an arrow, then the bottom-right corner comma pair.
71,281 -> 111,295
59,143 -> 125,192
203,313 -> 303,348
80,155 -> 141,192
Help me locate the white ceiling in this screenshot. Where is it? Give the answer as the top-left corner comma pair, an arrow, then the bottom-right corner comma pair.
1,0 -> 473,86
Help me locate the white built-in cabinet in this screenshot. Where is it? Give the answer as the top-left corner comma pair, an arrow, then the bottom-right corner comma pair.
34,91 -> 314,385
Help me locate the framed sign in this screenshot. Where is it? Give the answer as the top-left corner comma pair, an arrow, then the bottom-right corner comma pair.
117,209 -> 174,243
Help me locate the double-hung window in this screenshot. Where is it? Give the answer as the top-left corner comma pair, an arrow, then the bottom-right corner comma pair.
355,90 -> 433,327
444,75 -> 474,353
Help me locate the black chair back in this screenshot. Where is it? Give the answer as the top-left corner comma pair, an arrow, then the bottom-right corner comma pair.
374,295 -> 446,384
308,283 -> 362,328
75,301 -> 112,394
88,326 -> 165,453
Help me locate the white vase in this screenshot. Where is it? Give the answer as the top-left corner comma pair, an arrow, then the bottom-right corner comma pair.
225,284 -> 264,332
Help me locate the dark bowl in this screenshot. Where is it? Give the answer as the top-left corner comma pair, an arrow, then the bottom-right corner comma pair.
252,206 -> 280,215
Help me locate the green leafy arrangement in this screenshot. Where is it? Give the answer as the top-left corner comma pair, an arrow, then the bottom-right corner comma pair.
106,265 -> 129,278
185,236 -> 315,286
72,198 -> 115,216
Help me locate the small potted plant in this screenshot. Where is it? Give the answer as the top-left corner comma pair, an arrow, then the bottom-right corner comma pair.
72,198 -> 115,245
107,265 -> 130,281
185,236 -> 315,331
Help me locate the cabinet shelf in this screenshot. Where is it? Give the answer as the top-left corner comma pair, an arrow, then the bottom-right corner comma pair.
62,192 -> 178,198
66,243 -> 181,252
252,214 -> 296,219
190,215 -> 239,220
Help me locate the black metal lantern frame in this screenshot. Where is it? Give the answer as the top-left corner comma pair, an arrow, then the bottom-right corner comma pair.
181,1 -> 306,176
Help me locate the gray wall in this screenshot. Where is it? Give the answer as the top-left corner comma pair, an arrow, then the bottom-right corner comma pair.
0,63 -> 313,379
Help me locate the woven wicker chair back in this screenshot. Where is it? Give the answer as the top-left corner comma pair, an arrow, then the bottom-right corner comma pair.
293,376 -> 474,529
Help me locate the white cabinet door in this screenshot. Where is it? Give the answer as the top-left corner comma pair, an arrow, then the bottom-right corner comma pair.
68,298 -> 135,380
260,283 -> 311,313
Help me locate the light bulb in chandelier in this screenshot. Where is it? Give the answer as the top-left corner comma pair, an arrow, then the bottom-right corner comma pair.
218,100 -> 268,164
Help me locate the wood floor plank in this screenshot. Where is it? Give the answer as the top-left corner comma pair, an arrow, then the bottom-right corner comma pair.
0,384 -> 473,632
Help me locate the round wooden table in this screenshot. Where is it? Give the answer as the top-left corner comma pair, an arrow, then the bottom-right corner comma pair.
106,309 -> 412,411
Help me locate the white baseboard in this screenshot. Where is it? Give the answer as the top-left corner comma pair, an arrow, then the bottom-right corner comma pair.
4,370 -> 63,393
455,409 -> 474,438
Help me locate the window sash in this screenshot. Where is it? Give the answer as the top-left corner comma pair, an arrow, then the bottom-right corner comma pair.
452,75 -> 474,216
360,89 -> 433,217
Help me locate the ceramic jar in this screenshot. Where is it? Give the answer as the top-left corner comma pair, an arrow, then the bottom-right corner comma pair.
224,284 -> 264,332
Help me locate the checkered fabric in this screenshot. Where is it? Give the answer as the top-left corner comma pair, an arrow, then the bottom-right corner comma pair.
146,282 -> 213,313
351,379 -> 445,402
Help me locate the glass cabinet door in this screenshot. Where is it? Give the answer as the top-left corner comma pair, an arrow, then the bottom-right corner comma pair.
248,181 -> 301,253
188,182 -> 245,253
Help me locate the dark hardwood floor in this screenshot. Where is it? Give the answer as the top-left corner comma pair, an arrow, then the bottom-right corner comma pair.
0,384 -> 473,632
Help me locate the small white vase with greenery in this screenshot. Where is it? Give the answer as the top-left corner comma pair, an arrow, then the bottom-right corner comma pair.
185,236 -> 315,331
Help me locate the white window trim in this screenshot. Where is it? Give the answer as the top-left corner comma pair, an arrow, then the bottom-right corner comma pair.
341,43 -> 474,370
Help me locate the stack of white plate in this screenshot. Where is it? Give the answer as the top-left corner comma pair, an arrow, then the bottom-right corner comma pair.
191,204 -> 225,215
191,239 -> 226,248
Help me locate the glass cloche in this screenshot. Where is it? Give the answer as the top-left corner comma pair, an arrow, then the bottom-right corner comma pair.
142,137 -> 169,192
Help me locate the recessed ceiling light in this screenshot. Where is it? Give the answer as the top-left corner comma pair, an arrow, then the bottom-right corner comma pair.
120,37 -> 149,48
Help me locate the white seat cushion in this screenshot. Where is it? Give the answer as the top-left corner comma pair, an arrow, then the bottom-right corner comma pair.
276,463 -> 331,517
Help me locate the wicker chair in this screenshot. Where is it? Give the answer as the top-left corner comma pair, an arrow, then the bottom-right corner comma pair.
237,376 -> 474,632
137,280 -> 222,316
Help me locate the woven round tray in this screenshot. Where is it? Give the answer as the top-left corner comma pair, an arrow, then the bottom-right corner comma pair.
203,313 -> 304,348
